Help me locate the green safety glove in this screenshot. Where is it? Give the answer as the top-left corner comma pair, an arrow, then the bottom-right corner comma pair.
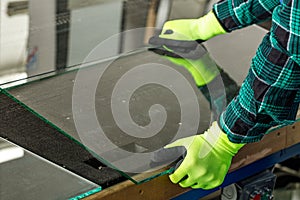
160,11 -> 226,42
153,11 -> 226,86
165,122 -> 245,189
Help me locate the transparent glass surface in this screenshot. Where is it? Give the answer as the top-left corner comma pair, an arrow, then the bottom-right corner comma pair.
2,28 -> 267,182
0,137 -> 101,200
0,0 -> 272,184
3,49 -> 213,183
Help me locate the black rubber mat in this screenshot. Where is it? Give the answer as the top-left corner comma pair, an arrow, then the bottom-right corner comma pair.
0,90 -> 125,188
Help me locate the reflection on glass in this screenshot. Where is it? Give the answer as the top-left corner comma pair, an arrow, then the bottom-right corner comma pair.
0,138 -> 100,200
0,0 -> 269,186
3,40 -> 241,183
0,0 -> 206,185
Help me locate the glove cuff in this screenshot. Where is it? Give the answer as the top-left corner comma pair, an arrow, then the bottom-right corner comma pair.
209,122 -> 245,155
193,11 -> 226,40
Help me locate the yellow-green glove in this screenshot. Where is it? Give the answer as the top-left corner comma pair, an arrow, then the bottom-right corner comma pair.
160,11 -> 226,42
165,122 -> 244,189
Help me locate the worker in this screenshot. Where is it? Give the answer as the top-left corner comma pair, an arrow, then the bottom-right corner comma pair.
154,0 -> 300,189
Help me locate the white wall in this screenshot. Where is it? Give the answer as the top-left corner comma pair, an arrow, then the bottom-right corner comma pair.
0,0 -> 28,75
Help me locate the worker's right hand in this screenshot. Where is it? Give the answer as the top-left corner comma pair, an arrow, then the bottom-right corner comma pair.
159,11 -> 226,43
165,122 -> 245,190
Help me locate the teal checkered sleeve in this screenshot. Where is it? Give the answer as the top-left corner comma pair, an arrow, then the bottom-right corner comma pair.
213,0 -> 280,31
213,0 -> 300,143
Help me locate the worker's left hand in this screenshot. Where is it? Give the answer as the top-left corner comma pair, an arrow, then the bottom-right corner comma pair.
148,11 -> 226,60
158,11 -> 226,42
165,122 -> 244,189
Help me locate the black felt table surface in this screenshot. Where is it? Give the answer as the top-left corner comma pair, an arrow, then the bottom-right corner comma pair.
0,91 -> 124,188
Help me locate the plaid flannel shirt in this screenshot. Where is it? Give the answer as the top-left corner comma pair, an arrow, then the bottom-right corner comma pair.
213,0 -> 300,143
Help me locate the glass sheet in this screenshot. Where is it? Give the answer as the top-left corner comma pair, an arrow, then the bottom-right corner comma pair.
0,0 -> 216,186
2,23 -> 268,182
4,49 -> 213,183
0,137 -> 101,200
0,0 -> 272,185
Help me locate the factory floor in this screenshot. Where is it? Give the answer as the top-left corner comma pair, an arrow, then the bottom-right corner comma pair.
274,188 -> 300,200
273,158 -> 300,200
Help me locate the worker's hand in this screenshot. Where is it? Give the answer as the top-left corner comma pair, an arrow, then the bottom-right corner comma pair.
165,122 -> 244,189
159,11 -> 226,42
165,53 -> 219,86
